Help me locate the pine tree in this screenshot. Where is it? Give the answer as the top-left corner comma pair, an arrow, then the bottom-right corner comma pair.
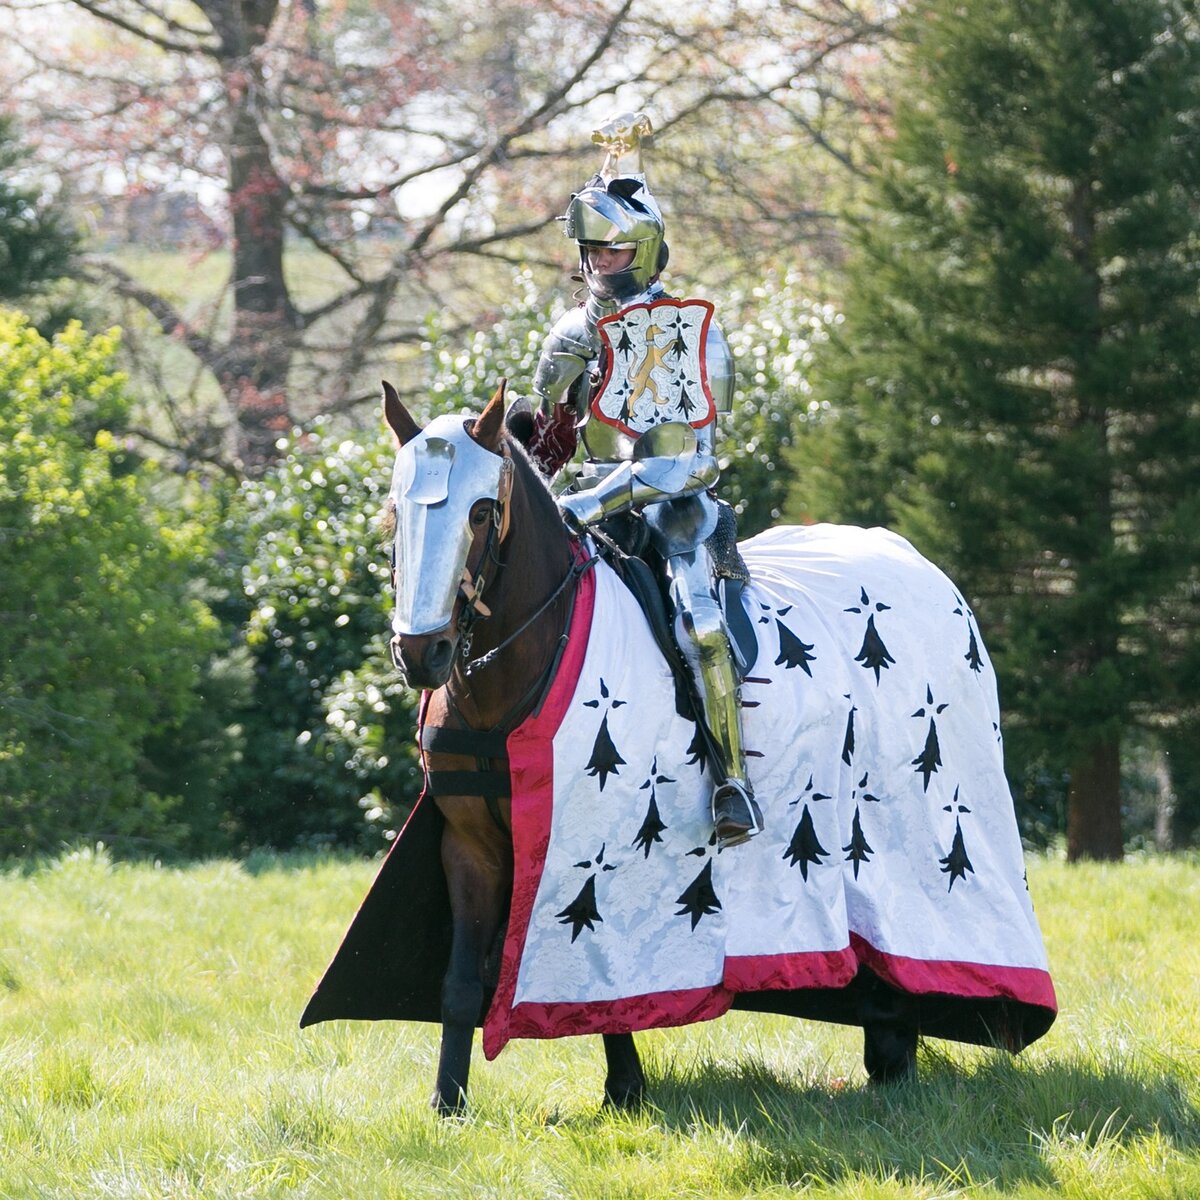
0,116 -> 76,301
816,0 -> 1200,860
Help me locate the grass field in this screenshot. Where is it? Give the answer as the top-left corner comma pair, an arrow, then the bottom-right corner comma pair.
1,848 -> 1197,1199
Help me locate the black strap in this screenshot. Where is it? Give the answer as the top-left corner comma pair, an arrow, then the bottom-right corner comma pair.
417,546 -> 594,836
421,723 -> 510,834
425,769 -> 510,800
420,725 -> 509,759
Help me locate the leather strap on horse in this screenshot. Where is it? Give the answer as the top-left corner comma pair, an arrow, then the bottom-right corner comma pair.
420,724 -> 510,832
419,541 -> 595,836
422,726 -> 508,758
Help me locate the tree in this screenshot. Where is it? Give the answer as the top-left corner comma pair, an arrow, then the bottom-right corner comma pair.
0,114 -> 76,300
720,273 -> 837,534
216,420 -> 421,849
0,313 -> 221,856
812,0 -> 1200,859
5,0 -> 893,473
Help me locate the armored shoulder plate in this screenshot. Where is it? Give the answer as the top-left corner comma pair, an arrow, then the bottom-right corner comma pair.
532,305 -> 600,410
705,320 -> 734,413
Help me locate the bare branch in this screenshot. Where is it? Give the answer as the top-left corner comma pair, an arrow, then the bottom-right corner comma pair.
81,257 -> 220,373
286,213 -> 369,288
63,0 -> 219,55
125,424 -> 241,479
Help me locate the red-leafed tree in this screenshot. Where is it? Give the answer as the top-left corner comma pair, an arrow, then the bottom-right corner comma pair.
5,0 -> 892,473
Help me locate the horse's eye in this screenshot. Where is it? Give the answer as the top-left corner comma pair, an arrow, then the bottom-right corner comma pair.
471,504 -> 491,527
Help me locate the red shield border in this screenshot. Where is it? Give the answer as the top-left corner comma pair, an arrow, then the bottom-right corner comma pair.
591,298 -> 717,437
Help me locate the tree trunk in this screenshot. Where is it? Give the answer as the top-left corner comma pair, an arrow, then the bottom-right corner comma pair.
219,6 -> 295,474
1063,179 -> 1123,864
1153,746 -> 1176,852
1066,736 -> 1123,861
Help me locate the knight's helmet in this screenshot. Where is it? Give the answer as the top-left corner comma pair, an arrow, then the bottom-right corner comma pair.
564,112 -> 667,304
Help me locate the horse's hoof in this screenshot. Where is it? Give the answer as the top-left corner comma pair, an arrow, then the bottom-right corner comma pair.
867,1062 -> 916,1086
431,1089 -> 468,1118
864,1029 -> 918,1086
602,1083 -> 646,1112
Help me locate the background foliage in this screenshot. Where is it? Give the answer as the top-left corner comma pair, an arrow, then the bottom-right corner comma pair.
0,0 -> 1197,858
0,116 -> 77,308
216,424 -> 421,851
806,0 -> 1200,858
0,314 -> 219,856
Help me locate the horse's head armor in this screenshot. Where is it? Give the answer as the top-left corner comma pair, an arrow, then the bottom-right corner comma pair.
389,412 -> 506,637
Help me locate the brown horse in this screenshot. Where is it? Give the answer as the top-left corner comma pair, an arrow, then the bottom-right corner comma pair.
381,380 -> 650,1114
302,381 -> 1054,1115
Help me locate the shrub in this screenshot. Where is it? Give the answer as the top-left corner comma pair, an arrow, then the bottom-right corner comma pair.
0,313 -> 219,855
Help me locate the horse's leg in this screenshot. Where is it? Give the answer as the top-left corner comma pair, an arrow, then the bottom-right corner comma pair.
433,812 -> 511,1116
602,1032 -> 645,1110
859,971 -> 918,1084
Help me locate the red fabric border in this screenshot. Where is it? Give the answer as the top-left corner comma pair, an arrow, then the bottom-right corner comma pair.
504,985 -> 732,1045
490,934 -> 1055,1050
724,947 -> 859,994
849,933 -> 1058,1011
482,555 -> 598,1060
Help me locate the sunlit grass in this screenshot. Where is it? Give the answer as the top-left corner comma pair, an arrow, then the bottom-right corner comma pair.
1,848 -> 1196,1198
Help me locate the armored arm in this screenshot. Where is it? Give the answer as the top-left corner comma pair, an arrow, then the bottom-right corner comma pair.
532,310 -> 594,410
528,306 -> 598,476
559,421 -> 718,530
706,320 -> 735,413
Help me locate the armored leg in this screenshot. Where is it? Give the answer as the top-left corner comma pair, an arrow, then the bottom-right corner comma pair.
665,543 -> 763,848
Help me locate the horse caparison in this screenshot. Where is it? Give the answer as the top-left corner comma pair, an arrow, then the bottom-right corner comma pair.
382,382 -> 917,1115
301,381 -> 1054,1113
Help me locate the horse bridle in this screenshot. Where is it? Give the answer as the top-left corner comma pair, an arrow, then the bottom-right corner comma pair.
388,444 -> 592,678
392,444 -> 598,832
451,454 -> 513,670
450,452 -> 600,682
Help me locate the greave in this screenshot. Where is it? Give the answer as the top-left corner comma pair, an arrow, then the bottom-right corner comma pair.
666,546 -> 751,791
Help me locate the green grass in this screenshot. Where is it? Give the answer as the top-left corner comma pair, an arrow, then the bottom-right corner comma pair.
1,848 -> 1197,1198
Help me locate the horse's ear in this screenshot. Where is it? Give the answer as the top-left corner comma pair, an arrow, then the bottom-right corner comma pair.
505,396 -> 535,449
472,380 -> 508,452
382,380 -> 421,446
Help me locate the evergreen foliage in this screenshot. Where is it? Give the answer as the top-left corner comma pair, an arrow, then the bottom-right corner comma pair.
216,425 -> 422,850
813,0 -> 1200,857
0,314 -> 218,855
0,116 -> 76,301
722,274 -> 837,535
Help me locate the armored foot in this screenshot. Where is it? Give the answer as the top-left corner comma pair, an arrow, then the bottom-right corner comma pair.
713,780 -> 763,849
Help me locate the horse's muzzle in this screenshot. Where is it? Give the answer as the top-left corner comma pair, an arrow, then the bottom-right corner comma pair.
391,631 -> 458,689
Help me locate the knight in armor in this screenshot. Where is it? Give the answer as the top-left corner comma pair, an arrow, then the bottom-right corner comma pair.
525,112 -> 763,848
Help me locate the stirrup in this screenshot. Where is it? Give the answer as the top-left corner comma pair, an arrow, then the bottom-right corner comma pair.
712,780 -> 763,850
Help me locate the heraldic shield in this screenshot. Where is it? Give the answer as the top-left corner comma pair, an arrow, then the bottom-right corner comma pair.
592,298 -> 717,436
